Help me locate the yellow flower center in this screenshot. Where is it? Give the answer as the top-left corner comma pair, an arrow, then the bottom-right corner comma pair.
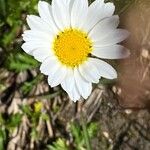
53,29 -> 92,68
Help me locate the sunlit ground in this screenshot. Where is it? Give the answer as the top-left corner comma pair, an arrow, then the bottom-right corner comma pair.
0,0 -> 150,150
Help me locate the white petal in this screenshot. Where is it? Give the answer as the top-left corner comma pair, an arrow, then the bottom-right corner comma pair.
38,1 -> 58,34
21,42 -> 34,54
68,83 -> 80,102
92,45 -> 130,59
40,56 -> 59,76
89,15 -> 119,41
32,47 -> 53,62
27,15 -> 53,34
52,0 -> 71,30
48,65 -> 67,87
79,61 -> 100,83
68,0 -> 75,13
71,0 -> 88,29
74,68 -> 92,99
61,69 -> 74,93
89,58 -> 117,79
21,41 -> 50,55
94,29 -> 130,46
83,0 -> 115,31
61,69 -> 80,102
22,30 -> 53,58
22,30 -> 52,42
103,2 -> 115,18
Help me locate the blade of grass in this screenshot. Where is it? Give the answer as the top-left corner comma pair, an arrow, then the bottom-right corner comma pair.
81,113 -> 92,150
27,91 -> 61,100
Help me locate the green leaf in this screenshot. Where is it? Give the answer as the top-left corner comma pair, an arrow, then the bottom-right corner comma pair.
70,122 -> 85,149
0,128 -> 7,150
6,52 -> 39,73
21,74 -> 43,95
70,122 -> 99,150
41,113 -> 49,121
47,138 -> 69,150
6,113 -> 22,129
21,105 -> 32,117
0,114 -> 5,125
87,122 -> 99,138
30,128 -> 39,140
0,0 -> 6,17
70,122 -> 83,147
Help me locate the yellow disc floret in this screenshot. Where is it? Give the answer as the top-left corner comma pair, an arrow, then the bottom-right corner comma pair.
53,29 -> 92,68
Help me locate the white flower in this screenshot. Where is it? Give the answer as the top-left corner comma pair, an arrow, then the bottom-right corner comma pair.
22,0 -> 130,102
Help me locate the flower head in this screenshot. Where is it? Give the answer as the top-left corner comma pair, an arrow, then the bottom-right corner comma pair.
22,0 -> 130,102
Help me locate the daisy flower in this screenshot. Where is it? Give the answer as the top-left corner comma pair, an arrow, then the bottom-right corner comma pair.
22,0 -> 130,102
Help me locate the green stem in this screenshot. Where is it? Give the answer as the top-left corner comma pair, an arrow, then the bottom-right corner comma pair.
81,113 -> 92,150
25,91 -> 61,99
